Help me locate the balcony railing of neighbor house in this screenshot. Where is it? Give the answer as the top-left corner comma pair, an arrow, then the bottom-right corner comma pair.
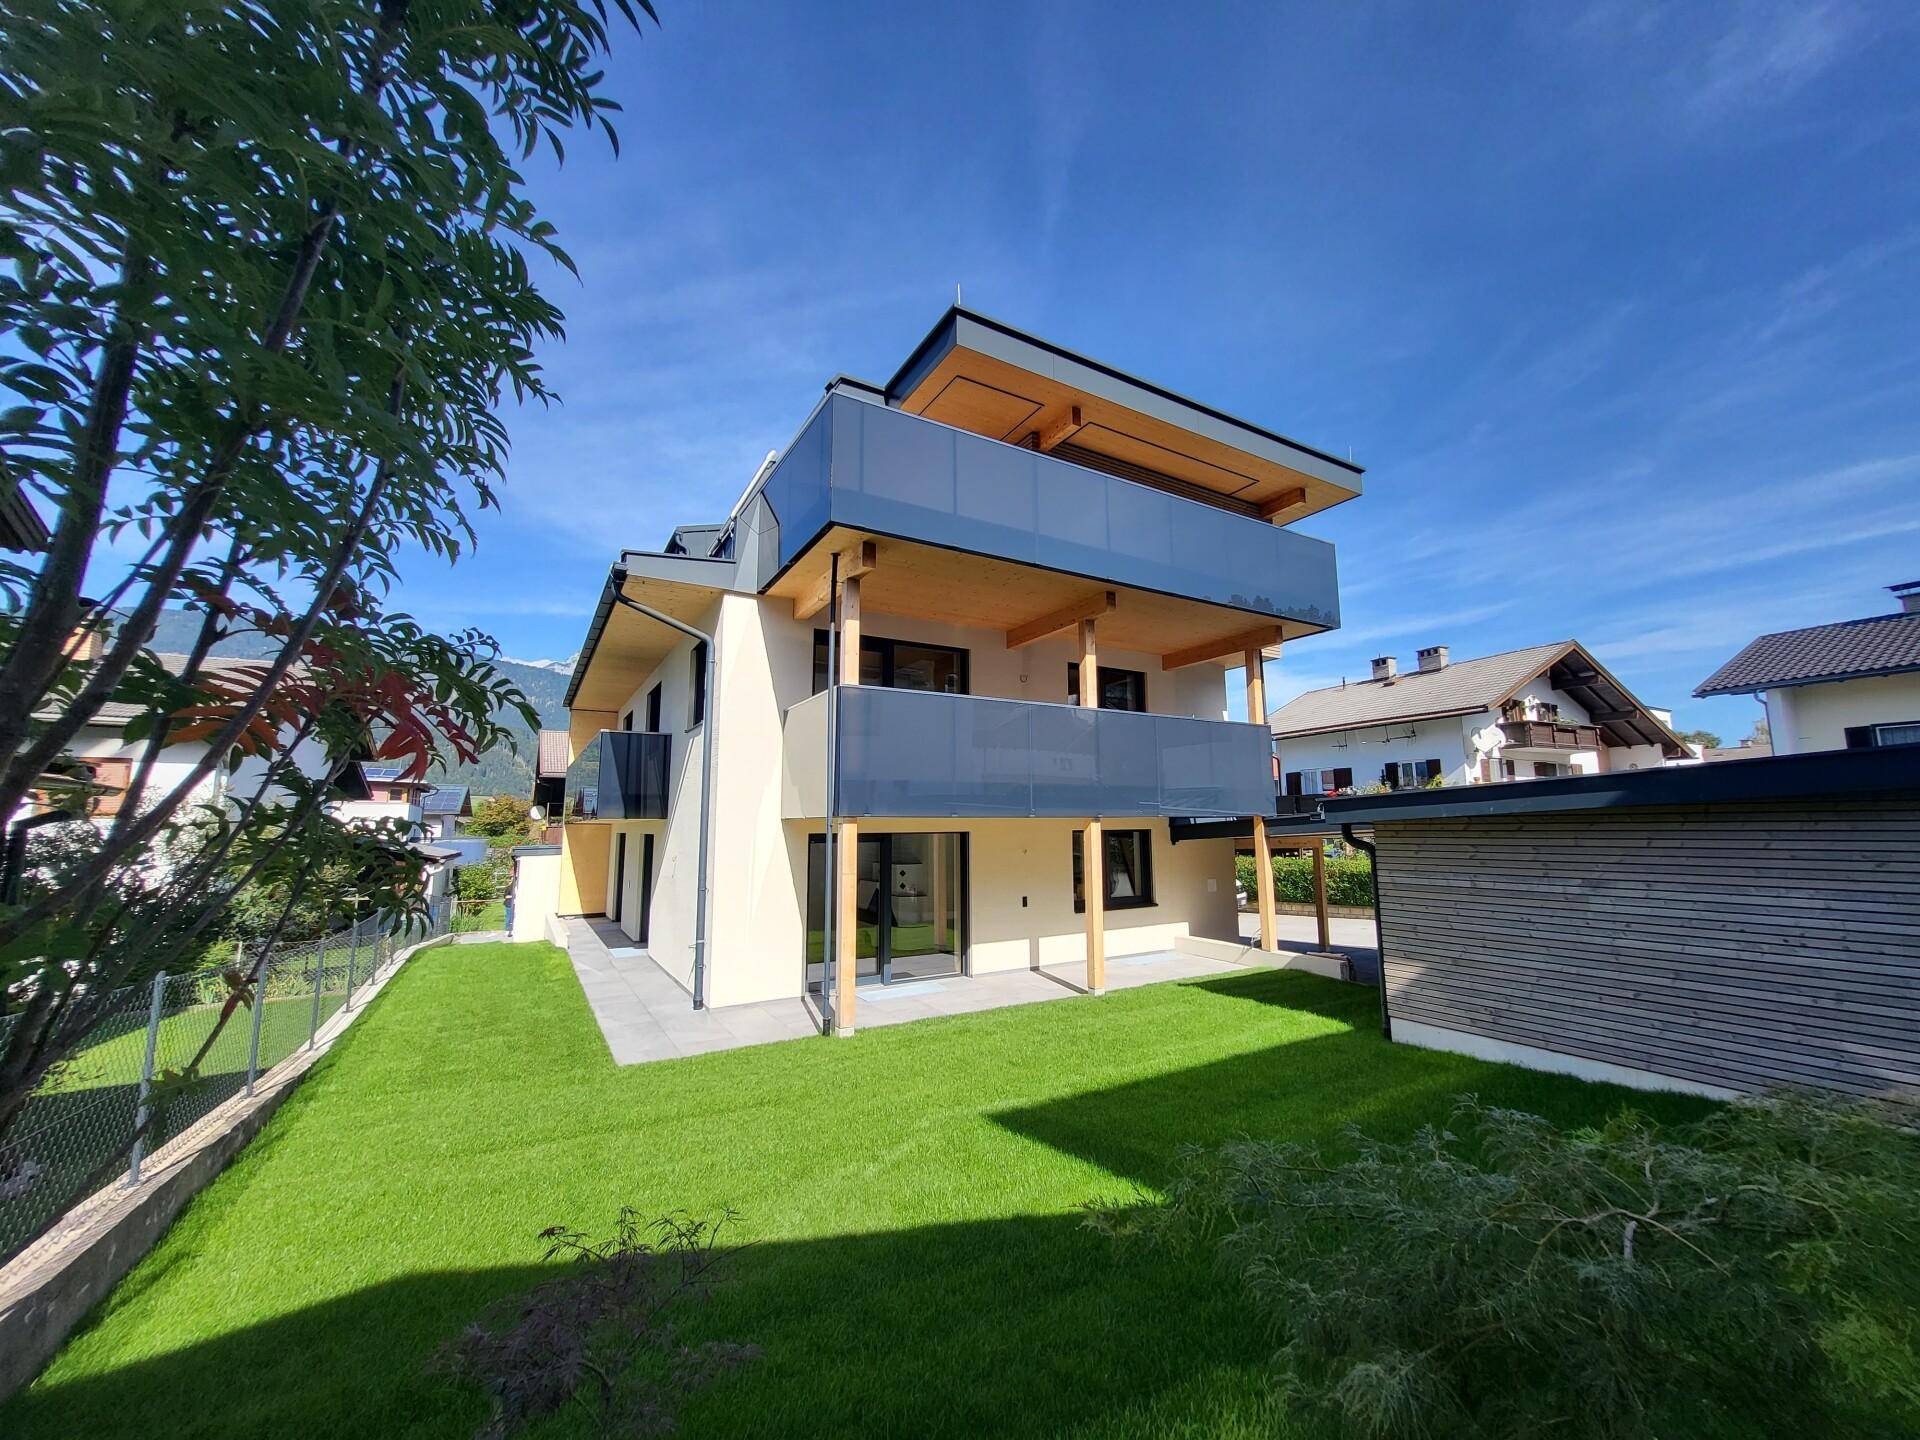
808,685 -> 1274,819
562,730 -> 672,822
751,392 -> 1341,627
1499,720 -> 1603,751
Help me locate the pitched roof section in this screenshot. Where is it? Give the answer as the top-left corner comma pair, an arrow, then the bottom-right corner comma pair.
1695,610 -> 1920,696
1270,642 -> 1572,738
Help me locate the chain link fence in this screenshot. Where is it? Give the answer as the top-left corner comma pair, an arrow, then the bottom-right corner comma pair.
0,897 -> 452,1267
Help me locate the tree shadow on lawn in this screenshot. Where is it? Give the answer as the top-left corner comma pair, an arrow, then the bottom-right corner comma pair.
9,1213 -> 1283,1440
9,970 -> 1711,1440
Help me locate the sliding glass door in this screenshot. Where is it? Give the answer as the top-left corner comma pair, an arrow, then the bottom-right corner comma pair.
805,832 -> 965,991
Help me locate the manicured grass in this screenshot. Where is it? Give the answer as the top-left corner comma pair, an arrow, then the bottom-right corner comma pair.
6,944 -> 1706,1439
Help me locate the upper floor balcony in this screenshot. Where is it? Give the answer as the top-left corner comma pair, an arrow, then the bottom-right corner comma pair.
563,730 -> 672,822
1498,719 -> 1603,752
742,392 -> 1340,642
781,685 -> 1274,821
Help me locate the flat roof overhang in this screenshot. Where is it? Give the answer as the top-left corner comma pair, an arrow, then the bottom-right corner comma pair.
1317,744 -> 1920,825
564,555 -> 735,712
766,524 -> 1316,666
886,308 -> 1362,525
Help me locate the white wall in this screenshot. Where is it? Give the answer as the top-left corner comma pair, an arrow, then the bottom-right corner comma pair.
1767,674 -> 1920,755
1277,715 -> 1474,791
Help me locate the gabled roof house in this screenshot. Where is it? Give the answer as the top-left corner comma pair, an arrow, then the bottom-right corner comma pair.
1270,640 -> 1685,795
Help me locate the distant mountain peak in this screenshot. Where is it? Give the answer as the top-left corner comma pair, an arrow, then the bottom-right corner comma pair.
501,653 -> 577,674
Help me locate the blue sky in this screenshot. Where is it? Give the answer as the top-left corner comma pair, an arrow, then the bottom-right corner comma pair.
388,1 -> 1919,742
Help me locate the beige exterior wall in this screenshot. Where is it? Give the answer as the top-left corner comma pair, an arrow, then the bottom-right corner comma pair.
568,590 -> 1247,1009
1767,674 -> 1920,756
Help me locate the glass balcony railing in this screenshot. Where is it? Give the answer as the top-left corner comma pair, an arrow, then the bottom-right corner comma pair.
562,731 -> 672,822
803,686 -> 1274,820
751,393 -> 1340,627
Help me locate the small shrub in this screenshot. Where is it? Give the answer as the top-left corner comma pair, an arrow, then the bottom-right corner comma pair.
1091,1092 -> 1920,1438
433,1209 -> 760,1439
1234,853 -> 1374,907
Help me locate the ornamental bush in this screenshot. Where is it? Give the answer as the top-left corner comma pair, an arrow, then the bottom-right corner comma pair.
1234,853 -> 1374,907
1092,1091 -> 1920,1439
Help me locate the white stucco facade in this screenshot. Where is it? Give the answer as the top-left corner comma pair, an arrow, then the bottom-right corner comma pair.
1765,673 -> 1920,756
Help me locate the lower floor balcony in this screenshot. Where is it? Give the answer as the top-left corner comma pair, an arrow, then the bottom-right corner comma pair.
781,685 -> 1275,821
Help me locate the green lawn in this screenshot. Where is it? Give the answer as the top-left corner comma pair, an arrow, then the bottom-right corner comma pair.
6,942 -> 1706,1439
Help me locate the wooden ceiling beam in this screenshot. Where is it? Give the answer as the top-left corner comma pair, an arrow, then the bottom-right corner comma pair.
1160,624 -> 1283,671
792,540 -> 878,622
1004,588 -> 1115,650
1030,405 -> 1084,454
1258,486 -> 1309,521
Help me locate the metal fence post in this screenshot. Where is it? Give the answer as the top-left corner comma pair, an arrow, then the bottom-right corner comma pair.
126,969 -> 167,1186
244,943 -> 267,1097
344,928 -> 358,1011
308,933 -> 326,1050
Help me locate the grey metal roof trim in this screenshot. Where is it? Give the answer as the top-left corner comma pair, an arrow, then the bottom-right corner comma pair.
1317,744 -> 1920,825
1695,610 -> 1920,697
562,554 -> 738,711
884,306 -> 1364,486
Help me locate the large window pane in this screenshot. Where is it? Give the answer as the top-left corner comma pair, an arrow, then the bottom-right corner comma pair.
1072,828 -> 1155,912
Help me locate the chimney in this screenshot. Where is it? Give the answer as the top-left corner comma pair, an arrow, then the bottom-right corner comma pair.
65,623 -> 106,664
1417,644 -> 1450,673
1892,580 -> 1920,615
1371,655 -> 1397,681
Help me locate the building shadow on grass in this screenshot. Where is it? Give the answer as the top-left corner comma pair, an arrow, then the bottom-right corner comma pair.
993,966 -> 1713,1192
7,1210 -> 1278,1440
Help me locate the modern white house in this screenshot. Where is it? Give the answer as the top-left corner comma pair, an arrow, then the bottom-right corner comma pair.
331,762 -> 433,837
517,306 -> 1364,1029
1268,641 -> 1686,796
1696,581 -> 1920,755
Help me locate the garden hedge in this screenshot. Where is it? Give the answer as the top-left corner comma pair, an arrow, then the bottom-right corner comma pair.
1234,852 -> 1374,908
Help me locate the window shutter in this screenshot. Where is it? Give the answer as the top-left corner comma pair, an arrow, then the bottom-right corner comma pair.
1843,726 -> 1875,750
1383,762 -> 1399,787
1331,767 -> 1353,790
1284,771 -> 1303,796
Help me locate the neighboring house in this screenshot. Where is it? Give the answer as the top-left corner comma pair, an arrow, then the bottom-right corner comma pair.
419,784 -> 471,841
534,306 -> 1360,1026
1695,581 -> 1920,756
332,762 -> 433,839
1700,739 -> 1772,764
530,729 -> 568,841
1268,641 -> 1687,796
25,643 -> 343,828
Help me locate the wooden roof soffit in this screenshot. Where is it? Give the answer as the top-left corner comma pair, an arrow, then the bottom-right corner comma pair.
1004,588 -> 1116,650
792,540 -> 878,622
1160,624 -> 1283,671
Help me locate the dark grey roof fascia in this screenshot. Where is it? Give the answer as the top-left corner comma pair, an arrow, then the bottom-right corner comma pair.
1,483 -> 50,552
562,553 -> 738,711
1315,745 -> 1920,825
1696,657 -> 1920,697
883,306 -> 1364,488
825,374 -> 886,400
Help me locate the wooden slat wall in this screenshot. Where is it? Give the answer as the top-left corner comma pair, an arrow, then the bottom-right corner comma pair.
1373,797 -> 1920,1096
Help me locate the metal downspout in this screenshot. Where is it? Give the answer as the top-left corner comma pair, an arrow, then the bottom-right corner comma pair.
821,551 -> 839,1035
1342,823 -> 1392,1040
608,572 -> 717,1010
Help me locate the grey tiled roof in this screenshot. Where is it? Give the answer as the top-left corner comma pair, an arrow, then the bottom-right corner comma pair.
1269,642 -> 1571,737
1695,610 -> 1920,696
76,654 -> 268,725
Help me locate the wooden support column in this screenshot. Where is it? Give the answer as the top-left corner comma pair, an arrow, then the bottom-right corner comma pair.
1312,842 -> 1331,951
1080,615 -> 1106,996
1245,646 -> 1278,952
834,570 -> 863,1037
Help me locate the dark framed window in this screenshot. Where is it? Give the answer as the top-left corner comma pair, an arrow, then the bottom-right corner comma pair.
1284,766 -> 1354,796
1848,722 -> 1920,749
1067,663 -> 1146,712
621,709 -> 634,732
688,641 -> 708,727
811,631 -> 969,695
1072,828 -> 1155,912
644,683 -> 662,732
1383,758 -> 1442,790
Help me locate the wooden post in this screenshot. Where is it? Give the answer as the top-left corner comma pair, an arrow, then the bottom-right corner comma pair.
1312,842 -> 1331,951
1080,616 -> 1106,995
834,571 -> 863,1037
1244,646 -> 1278,952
